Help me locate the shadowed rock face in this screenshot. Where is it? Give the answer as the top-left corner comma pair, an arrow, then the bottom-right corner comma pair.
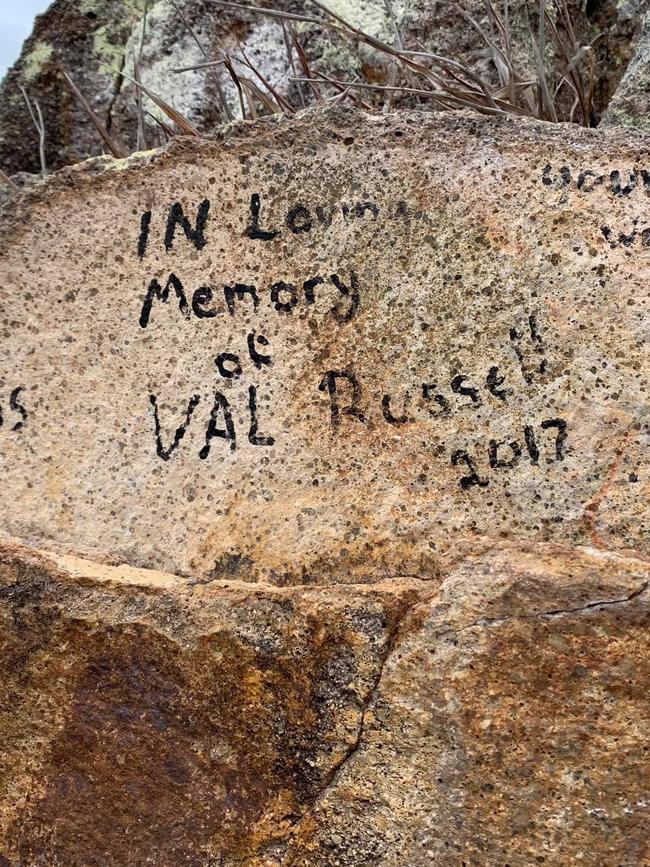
602,10 -> 650,132
0,0 -> 144,175
0,0 -> 645,175
0,109 -> 649,583
0,539 -> 648,865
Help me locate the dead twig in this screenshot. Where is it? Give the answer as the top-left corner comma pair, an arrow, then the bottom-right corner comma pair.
0,168 -> 19,192
63,71 -> 128,158
169,0 -> 233,121
19,85 -> 47,176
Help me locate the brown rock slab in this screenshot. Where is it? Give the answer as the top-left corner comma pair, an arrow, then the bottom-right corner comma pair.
1,108 -> 649,583
286,543 -> 650,865
0,538 -> 648,864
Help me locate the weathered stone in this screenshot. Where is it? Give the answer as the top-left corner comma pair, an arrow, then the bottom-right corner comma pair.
2,0 -> 640,174
0,538 -> 647,864
284,541 -> 650,865
1,108 -> 649,583
601,10 -> 650,131
0,0 -> 145,174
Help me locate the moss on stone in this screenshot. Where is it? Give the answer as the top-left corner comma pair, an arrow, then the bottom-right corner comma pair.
22,42 -> 54,82
92,25 -> 126,71
81,0 -> 144,70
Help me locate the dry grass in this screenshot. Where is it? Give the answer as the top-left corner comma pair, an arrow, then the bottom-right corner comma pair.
19,86 -> 47,176
57,0 -> 597,159
63,72 -> 128,158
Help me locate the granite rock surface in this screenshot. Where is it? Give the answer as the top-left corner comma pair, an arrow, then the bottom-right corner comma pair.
1,80 -> 650,867
0,538 -> 648,865
0,108 -> 649,583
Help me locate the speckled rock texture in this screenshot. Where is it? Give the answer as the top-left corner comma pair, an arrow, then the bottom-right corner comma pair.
1,0 -> 645,175
0,537 -> 648,865
1,108 -> 649,583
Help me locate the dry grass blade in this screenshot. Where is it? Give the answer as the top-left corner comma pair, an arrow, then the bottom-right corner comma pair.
290,76 -> 434,97
459,6 -> 514,89
545,0 -> 594,125
207,0 -> 326,27
413,50 -> 501,107
290,24 -> 322,101
282,22 -> 305,108
33,99 -> 47,170
0,168 -> 19,192
239,76 -> 281,114
63,71 -> 128,158
532,0 -> 557,121
19,85 -> 47,176
146,109 -> 176,140
531,37 -> 558,122
236,44 -> 294,112
482,0 -> 516,102
117,67 -> 200,135
223,54 -> 247,119
296,71 -> 374,109
135,0 -> 149,151
135,60 -> 148,151
291,75 -> 538,117
169,0 -> 232,121
169,0 -> 207,57
240,79 -> 259,118
172,60 -> 226,73
290,77 -> 446,111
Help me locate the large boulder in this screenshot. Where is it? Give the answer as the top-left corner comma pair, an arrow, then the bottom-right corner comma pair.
1,66 -> 649,867
0,0 -> 144,174
0,108 -> 648,582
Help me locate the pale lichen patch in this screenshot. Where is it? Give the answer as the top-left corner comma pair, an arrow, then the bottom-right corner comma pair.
22,41 -> 54,82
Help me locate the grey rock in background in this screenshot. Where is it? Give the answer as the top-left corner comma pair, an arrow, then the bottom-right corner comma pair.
601,8 -> 650,130
2,0 -> 649,176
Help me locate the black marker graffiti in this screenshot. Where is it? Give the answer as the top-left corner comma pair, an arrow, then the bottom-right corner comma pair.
0,387 -> 28,432
138,271 -> 362,327
450,417 -> 568,489
318,370 -> 365,430
149,392 -> 201,461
